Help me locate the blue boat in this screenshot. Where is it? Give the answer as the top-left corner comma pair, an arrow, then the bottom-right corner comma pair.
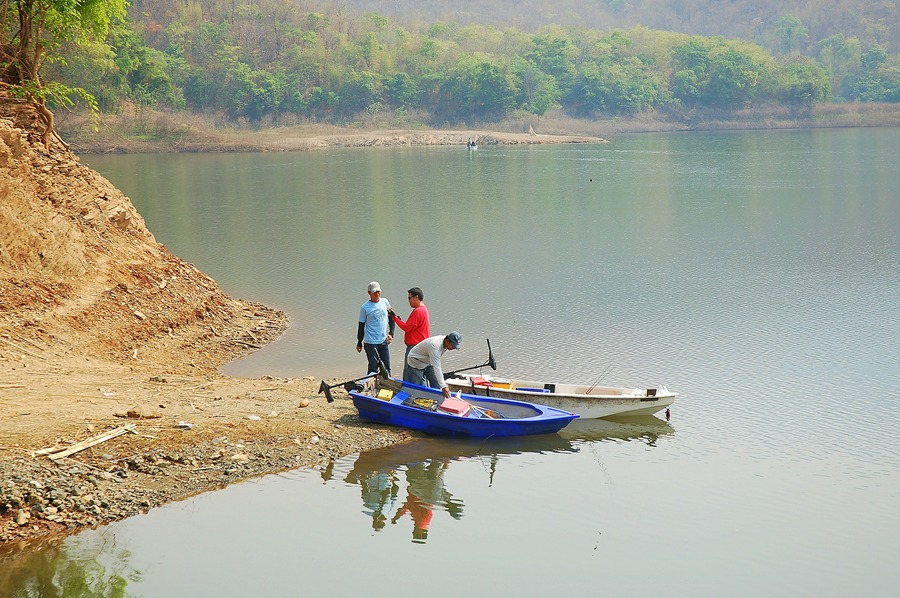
348,378 -> 578,437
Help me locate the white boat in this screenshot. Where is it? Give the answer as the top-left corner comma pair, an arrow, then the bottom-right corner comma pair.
445,373 -> 677,419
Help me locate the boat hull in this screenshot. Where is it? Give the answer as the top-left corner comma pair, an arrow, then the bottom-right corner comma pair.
446,374 -> 677,419
349,379 -> 577,437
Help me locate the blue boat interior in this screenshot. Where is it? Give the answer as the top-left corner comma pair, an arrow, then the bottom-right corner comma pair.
375,383 -> 544,420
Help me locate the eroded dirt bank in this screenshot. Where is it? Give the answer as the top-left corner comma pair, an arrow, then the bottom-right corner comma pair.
1,101 -> 415,549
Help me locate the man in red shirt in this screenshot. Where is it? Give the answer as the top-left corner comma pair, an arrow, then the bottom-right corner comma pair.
391,489 -> 433,543
389,287 -> 430,383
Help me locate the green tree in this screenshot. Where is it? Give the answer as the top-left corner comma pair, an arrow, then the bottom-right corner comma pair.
817,34 -> 861,100
17,5 -> 872,129
526,32 -> 579,94
850,46 -> 900,102
773,15 -> 809,55
170,21 -> 232,111
565,31 -> 668,116
861,45 -> 888,72
357,31 -> 382,70
337,69 -> 382,116
108,25 -> 183,109
671,37 -> 774,109
705,45 -> 763,107
773,56 -> 830,114
437,54 -> 517,123
511,57 -> 560,116
42,37 -> 119,111
671,38 -> 712,106
1,0 -> 128,143
568,56 -> 666,115
383,71 -> 420,109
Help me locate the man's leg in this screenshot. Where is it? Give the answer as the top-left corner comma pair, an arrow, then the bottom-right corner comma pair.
404,365 -> 426,384
363,344 -> 379,375
402,345 -> 413,381
423,366 -> 441,389
375,342 -> 391,376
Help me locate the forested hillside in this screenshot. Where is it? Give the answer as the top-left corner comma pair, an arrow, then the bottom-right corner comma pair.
335,0 -> 899,54
30,1 -> 900,127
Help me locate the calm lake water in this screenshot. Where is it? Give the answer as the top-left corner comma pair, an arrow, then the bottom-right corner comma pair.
4,128 -> 899,596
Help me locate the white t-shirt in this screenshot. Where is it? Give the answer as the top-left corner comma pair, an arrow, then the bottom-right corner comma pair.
407,335 -> 448,387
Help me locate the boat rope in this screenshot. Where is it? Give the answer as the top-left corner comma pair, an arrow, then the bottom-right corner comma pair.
586,364 -> 613,394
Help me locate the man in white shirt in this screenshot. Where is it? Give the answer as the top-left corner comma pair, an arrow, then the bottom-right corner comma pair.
356,281 -> 394,376
404,332 -> 461,399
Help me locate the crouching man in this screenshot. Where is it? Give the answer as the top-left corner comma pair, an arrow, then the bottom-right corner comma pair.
404,332 -> 461,399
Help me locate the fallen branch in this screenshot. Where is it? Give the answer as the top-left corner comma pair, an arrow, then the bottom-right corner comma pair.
32,445 -> 67,457
114,410 -> 162,420
39,424 -> 137,461
0,337 -> 44,359
222,339 -> 261,349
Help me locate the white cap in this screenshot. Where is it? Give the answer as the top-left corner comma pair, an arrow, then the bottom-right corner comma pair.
367,281 -> 381,293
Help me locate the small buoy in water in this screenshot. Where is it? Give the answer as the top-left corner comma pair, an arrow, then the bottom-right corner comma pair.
665,408 -> 671,421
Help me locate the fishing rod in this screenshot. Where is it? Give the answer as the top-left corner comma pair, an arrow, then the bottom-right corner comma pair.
586,363 -> 613,394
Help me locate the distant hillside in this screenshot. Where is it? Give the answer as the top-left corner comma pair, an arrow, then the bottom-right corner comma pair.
46,1 -> 895,128
338,0 -> 898,53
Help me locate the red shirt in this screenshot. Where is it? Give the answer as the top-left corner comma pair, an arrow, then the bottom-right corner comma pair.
393,304 -> 430,347
394,492 -> 434,530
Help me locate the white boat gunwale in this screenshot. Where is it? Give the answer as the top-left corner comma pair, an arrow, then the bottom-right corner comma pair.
445,373 -> 678,419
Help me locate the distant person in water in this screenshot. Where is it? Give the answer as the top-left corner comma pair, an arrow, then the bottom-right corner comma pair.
356,281 -> 394,376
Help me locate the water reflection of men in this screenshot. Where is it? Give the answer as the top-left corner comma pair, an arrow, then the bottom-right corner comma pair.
391,459 -> 464,543
359,469 -> 399,530
392,489 -> 433,542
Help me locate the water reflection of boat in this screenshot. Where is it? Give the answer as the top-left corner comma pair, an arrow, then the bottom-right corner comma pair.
559,415 -> 675,446
341,415 -> 674,482
344,435 -> 577,480
337,416 -> 673,541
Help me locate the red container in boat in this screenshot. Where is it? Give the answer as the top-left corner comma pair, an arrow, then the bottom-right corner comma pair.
439,396 -> 471,416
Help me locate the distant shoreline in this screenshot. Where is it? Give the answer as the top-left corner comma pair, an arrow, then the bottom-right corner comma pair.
56,103 -> 900,154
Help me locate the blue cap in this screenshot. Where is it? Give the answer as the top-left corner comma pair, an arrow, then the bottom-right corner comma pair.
446,331 -> 461,349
